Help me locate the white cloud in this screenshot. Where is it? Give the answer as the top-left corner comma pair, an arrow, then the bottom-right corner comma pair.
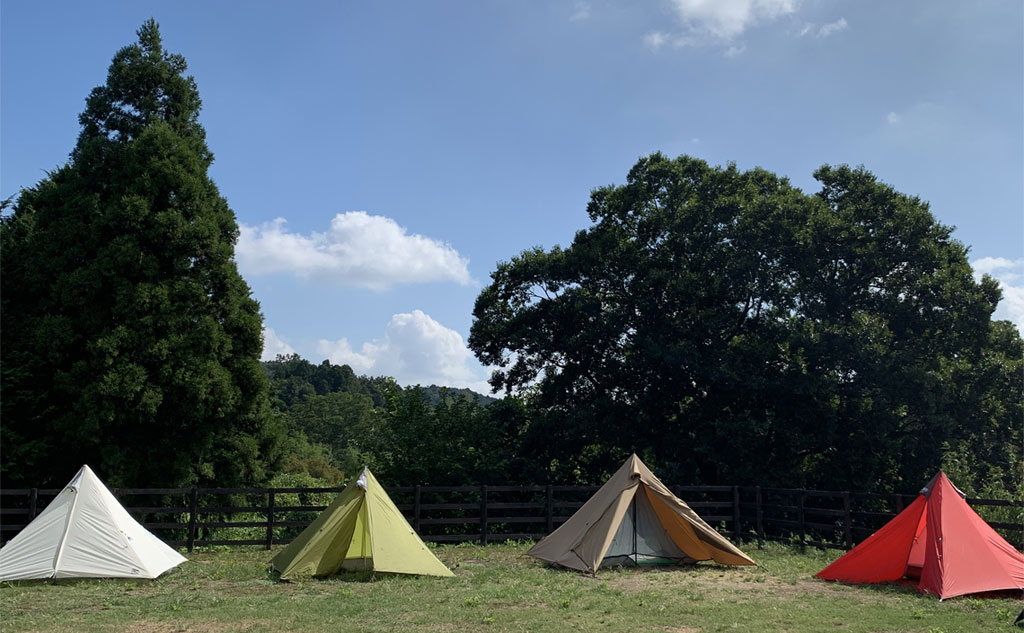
644,31 -> 669,50
237,212 -> 472,290
652,2 -> 846,51
667,0 -> 799,42
261,326 -> 295,362
971,257 -> 1024,333
816,17 -> 847,38
973,257 -> 1023,281
570,1 -> 591,21
317,310 -> 493,392
886,111 -> 901,125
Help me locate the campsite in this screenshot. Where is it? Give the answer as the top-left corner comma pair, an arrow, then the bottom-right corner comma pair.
2,3 -> 1022,632
1,458 -> 1021,631
0,543 -> 1018,633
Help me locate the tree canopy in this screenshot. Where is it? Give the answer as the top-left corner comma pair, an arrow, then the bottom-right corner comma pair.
469,153 -> 1019,491
1,20 -> 279,488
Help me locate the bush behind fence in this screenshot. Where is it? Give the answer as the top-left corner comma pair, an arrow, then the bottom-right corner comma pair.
1,484 -> 1020,553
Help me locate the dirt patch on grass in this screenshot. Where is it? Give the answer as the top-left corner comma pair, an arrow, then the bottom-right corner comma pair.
604,567 -> 723,593
766,577 -> 854,598
605,566 -> 854,600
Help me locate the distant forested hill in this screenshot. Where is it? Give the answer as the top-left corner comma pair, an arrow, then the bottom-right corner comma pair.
417,385 -> 497,407
261,355 -> 515,486
261,355 -> 495,408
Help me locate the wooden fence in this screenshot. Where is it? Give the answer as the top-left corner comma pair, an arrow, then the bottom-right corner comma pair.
1,484 -> 1020,553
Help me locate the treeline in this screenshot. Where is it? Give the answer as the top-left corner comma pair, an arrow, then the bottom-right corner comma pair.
263,342 -> 1020,506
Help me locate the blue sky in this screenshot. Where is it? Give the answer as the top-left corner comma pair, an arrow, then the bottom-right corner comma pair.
3,1 -> 1022,392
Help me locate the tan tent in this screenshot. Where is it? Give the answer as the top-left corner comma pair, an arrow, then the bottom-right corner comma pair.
528,454 -> 755,574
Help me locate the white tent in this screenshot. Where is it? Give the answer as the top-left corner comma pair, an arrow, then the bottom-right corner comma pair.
0,465 -> 187,580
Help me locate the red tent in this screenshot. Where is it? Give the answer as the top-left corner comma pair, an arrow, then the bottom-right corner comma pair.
815,471 -> 1024,599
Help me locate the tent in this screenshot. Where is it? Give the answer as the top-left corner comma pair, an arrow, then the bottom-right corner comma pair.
0,465 -> 186,580
270,467 -> 453,578
815,471 -> 1024,599
527,454 -> 756,574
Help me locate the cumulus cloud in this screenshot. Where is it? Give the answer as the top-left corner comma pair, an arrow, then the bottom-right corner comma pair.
651,2 -> 846,52
667,0 -> 798,42
237,212 -> 471,290
261,326 -> 295,362
972,257 -> 1024,332
570,1 -> 591,21
317,310 -> 493,392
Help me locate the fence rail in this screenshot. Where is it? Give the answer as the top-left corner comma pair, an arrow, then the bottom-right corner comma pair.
1,484 -> 1019,553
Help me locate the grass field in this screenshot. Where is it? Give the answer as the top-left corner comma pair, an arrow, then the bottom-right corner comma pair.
2,542 -> 1020,632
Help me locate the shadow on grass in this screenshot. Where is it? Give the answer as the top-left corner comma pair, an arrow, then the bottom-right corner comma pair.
813,577 -> 923,598
816,577 -> 1024,601
269,567 -> 417,584
533,559 -> 752,579
0,577 -> 154,589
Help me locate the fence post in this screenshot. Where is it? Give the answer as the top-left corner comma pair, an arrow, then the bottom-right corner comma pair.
895,494 -> 904,513
732,486 -> 741,542
797,490 -> 806,551
480,485 -> 488,545
28,488 -> 38,521
755,486 -> 763,548
842,491 -> 852,550
413,485 -> 421,533
545,484 -> 553,534
265,489 -> 275,550
187,486 -> 198,553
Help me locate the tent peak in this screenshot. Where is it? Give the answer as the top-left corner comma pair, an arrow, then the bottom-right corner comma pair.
920,471 -> 965,499
626,454 -> 643,478
67,464 -> 95,491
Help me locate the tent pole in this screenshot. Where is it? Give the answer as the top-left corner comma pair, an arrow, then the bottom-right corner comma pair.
632,493 -> 637,565
51,489 -> 81,577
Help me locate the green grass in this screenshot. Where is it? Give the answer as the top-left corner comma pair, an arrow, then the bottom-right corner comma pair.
2,542 -> 1020,632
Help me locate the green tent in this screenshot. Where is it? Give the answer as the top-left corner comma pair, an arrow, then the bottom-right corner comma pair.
271,467 -> 453,578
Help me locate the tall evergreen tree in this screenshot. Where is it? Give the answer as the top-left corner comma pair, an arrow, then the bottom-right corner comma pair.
1,20 -> 281,488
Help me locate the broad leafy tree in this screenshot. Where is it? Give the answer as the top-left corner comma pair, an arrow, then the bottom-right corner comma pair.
1,21 -> 280,487
470,154 -> 1015,491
